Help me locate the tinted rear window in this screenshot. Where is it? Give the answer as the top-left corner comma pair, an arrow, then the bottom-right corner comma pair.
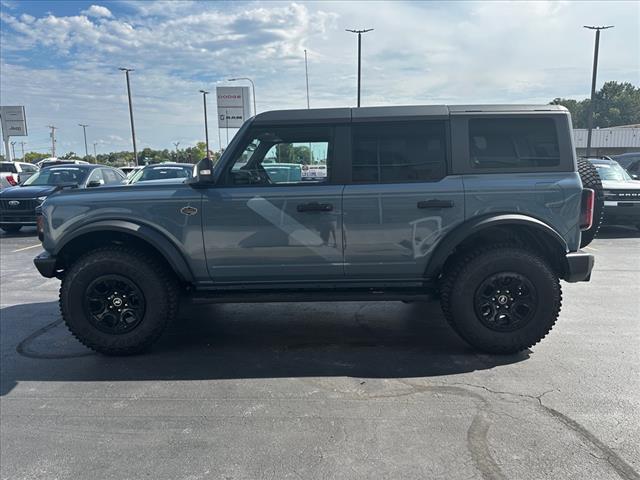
469,118 -> 560,169
0,163 -> 18,173
352,121 -> 447,183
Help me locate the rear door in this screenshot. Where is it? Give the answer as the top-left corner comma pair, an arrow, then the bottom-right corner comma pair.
342,119 -> 465,280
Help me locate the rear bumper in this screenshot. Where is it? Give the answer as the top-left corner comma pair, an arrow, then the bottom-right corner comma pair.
33,251 -> 57,278
564,251 -> 595,283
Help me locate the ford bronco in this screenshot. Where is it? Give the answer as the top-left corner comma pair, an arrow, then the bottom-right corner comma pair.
34,105 -> 596,355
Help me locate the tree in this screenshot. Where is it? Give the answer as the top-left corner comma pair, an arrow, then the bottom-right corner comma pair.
23,152 -> 49,163
551,81 -> 640,128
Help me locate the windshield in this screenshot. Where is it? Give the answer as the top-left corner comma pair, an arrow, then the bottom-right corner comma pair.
593,162 -> 633,182
22,167 -> 88,186
128,165 -> 193,183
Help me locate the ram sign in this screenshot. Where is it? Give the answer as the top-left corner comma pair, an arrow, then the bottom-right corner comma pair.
216,86 -> 252,129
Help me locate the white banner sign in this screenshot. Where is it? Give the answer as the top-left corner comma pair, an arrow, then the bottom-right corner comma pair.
0,106 -> 28,139
216,86 -> 252,129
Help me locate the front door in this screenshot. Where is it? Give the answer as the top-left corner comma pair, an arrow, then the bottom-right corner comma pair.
342,120 -> 465,280
202,124 -> 345,283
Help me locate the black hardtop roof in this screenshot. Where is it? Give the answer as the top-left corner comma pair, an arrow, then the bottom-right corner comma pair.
252,104 -> 569,124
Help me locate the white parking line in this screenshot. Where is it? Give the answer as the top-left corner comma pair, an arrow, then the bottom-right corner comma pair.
12,244 -> 42,253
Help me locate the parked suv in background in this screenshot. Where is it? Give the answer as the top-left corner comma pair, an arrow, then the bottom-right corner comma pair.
34,105 -> 595,356
0,164 -> 125,233
0,161 -> 39,190
588,157 -> 640,230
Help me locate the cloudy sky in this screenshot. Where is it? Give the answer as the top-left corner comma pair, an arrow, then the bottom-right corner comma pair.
1,0 -> 638,156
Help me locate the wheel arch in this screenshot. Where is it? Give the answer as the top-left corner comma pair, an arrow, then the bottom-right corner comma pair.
426,214 -> 570,281
54,220 -> 194,283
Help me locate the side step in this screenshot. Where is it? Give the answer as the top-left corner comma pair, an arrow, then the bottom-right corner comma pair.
188,287 -> 437,304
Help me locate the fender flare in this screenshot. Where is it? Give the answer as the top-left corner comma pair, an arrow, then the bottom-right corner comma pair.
425,213 -> 569,279
54,220 -> 194,283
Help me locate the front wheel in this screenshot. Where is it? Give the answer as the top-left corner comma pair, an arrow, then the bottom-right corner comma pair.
440,245 -> 562,354
60,247 -> 179,355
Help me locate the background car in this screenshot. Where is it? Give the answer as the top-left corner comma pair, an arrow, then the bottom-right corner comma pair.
611,152 -> 640,179
0,161 -> 39,190
588,158 -> 640,230
0,164 -> 125,233
126,162 -> 194,184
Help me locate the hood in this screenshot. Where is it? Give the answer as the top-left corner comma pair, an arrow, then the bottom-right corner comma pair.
0,185 -> 59,198
601,180 -> 640,190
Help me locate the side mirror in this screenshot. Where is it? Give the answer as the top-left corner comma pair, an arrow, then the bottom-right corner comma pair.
87,179 -> 103,188
190,157 -> 215,185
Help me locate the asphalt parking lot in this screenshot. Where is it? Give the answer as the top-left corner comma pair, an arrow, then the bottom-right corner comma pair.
1,227 -> 639,480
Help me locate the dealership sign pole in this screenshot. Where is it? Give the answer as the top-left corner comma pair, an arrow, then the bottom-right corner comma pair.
0,106 -> 28,162
216,86 -> 252,150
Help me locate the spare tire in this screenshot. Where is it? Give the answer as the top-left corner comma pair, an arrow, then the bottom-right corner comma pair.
578,159 -> 604,248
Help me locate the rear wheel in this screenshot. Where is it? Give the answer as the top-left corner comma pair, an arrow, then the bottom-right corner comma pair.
578,159 -> 604,247
440,245 -> 562,354
0,224 -> 22,233
60,247 -> 179,355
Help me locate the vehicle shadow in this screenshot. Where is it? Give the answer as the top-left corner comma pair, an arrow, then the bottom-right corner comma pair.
0,300 -> 529,396
596,225 -> 640,239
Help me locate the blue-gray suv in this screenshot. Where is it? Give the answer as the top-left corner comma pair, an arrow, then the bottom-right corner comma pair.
33,105 -> 596,355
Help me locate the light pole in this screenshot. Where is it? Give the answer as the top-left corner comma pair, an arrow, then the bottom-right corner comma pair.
78,123 -> 89,159
346,28 -> 373,108
583,25 -> 614,158
228,77 -> 257,115
93,142 -> 98,158
199,90 -> 210,159
119,67 -> 138,165
304,49 -> 310,109
10,141 -> 16,159
19,141 -> 26,160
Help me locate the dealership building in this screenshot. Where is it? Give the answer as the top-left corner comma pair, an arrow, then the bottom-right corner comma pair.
573,124 -> 640,157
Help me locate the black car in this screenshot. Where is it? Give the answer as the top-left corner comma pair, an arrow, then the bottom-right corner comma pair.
0,164 -> 125,233
588,158 -> 640,230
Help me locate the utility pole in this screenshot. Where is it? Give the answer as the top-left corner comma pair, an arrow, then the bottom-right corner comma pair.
346,28 -> 374,107
10,141 -> 16,159
19,141 -> 26,160
78,123 -> 89,158
119,67 -> 138,165
48,125 -> 57,157
304,49 -> 310,109
173,141 -> 180,161
584,25 -> 614,158
199,90 -> 210,159
93,142 -> 98,158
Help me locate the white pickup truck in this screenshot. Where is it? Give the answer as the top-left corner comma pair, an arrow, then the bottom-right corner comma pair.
0,161 -> 39,190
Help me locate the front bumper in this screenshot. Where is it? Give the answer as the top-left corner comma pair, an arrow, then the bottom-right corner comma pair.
603,202 -> 640,225
34,251 -> 58,278
564,251 -> 595,283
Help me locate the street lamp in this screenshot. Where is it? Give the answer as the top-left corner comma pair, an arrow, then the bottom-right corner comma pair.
199,90 -> 210,159
119,67 -> 138,165
228,77 -> 257,115
78,124 -> 89,159
583,25 -> 614,158
346,28 -> 374,107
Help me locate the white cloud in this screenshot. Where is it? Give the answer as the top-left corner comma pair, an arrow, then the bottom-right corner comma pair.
0,0 -> 638,155
81,5 -> 113,18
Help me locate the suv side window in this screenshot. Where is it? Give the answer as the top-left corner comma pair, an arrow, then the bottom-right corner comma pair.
352,121 -> 447,183
102,168 -> 122,184
225,126 -> 332,186
469,118 -> 560,169
87,169 -> 104,186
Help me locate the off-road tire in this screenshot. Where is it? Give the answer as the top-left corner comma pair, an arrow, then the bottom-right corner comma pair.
440,245 -> 562,354
578,159 -> 604,248
0,224 -> 22,233
60,246 -> 179,355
